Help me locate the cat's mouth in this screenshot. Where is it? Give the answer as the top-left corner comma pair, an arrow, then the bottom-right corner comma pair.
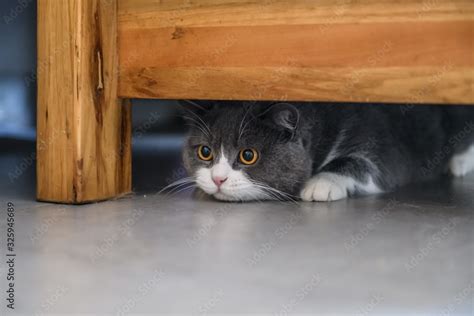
194,168 -> 268,201
208,185 -> 245,201
202,184 -> 270,202
197,184 -> 256,201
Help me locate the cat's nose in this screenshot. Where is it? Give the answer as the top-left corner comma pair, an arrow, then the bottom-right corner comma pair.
212,176 -> 228,187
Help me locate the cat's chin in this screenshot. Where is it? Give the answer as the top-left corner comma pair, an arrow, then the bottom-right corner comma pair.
211,190 -> 269,202
212,192 -> 244,202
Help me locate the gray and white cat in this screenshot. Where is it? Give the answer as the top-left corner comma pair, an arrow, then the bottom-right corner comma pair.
180,101 -> 474,202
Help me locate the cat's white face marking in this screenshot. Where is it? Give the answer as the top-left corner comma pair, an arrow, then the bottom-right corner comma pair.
301,172 -> 382,202
449,144 -> 474,177
195,150 -> 267,201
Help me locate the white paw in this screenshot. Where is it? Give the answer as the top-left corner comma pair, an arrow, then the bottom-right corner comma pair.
449,145 -> 474,177
450,157 -> 470,177
300,172 -> 349,202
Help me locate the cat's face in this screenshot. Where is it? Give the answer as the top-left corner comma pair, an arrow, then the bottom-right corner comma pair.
182,102 -> 312,201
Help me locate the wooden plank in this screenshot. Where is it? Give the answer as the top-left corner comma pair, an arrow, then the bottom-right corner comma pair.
117,0 -> 474,104
120,22 -> 471,68
37,0 -> 132,204
119,67 -> 471,103
119,0 -> 474,28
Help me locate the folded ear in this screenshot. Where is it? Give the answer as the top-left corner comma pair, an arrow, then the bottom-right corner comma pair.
178,100 -> 214,117
257,103 -> 300,137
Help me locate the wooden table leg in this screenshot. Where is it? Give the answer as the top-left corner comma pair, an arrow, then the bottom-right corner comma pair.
37,0 -> 131,204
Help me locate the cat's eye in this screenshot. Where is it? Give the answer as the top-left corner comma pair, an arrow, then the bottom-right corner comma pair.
239,148 -> 259,165
197,145 -> 213,161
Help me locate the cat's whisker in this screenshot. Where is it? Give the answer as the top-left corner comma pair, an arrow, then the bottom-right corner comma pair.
181,110 -> 211,134
256,188 -> 275,203
158,177 -> 196,195
164,182 -> 196,196
262,190 -> 287,202
183,120 -> 211,139
182,116 -> 206,129
250,181 -> 299,204
181,100 -> 208,113
242,183 -> 285,202
256,190 -> 278,202
167,183 -> 197,197
238,104 -> 255,141
237,187 -> 268,203
227,182 -> 273,202
238,117 -> 256,142
181,104 -> 212,135
236,182 -> 284,202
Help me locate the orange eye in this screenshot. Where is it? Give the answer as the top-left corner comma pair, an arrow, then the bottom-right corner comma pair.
239,148 -> 258,165
197,145 -> 213,161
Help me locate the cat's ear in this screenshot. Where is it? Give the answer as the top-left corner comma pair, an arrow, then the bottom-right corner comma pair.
178,100 -> 214,117
258,103 -> 300,137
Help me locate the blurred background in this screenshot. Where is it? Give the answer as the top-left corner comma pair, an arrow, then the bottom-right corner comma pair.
0,1 -> 187,198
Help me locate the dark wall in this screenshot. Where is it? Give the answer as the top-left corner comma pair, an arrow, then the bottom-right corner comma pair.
0,1 -> 37,136
0,1 -> 36,74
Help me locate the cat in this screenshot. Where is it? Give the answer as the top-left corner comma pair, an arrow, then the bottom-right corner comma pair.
180,101 -> 474,202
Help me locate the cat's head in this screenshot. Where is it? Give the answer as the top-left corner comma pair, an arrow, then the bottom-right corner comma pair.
182,101 -> 312,201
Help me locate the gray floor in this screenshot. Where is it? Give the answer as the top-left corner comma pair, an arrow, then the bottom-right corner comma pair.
1,138 -> 473,315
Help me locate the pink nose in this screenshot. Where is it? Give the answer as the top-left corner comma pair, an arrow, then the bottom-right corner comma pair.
212,176 -> 228,187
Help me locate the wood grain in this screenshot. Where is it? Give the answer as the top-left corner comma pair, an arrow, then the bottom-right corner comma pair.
119,0 -> 474,28
37,0 -> 132,203
118,0 -> 473,104
120,22 -> 471,68
119,67 -> 472,103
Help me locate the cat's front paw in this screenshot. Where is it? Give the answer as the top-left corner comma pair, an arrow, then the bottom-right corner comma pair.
449,145 -> 474,177
301,172 -> 348,202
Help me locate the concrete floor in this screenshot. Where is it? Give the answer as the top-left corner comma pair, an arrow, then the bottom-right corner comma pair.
1,138 -> 473,315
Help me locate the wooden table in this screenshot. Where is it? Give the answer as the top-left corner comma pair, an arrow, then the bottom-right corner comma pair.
37,0 -> 473,204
